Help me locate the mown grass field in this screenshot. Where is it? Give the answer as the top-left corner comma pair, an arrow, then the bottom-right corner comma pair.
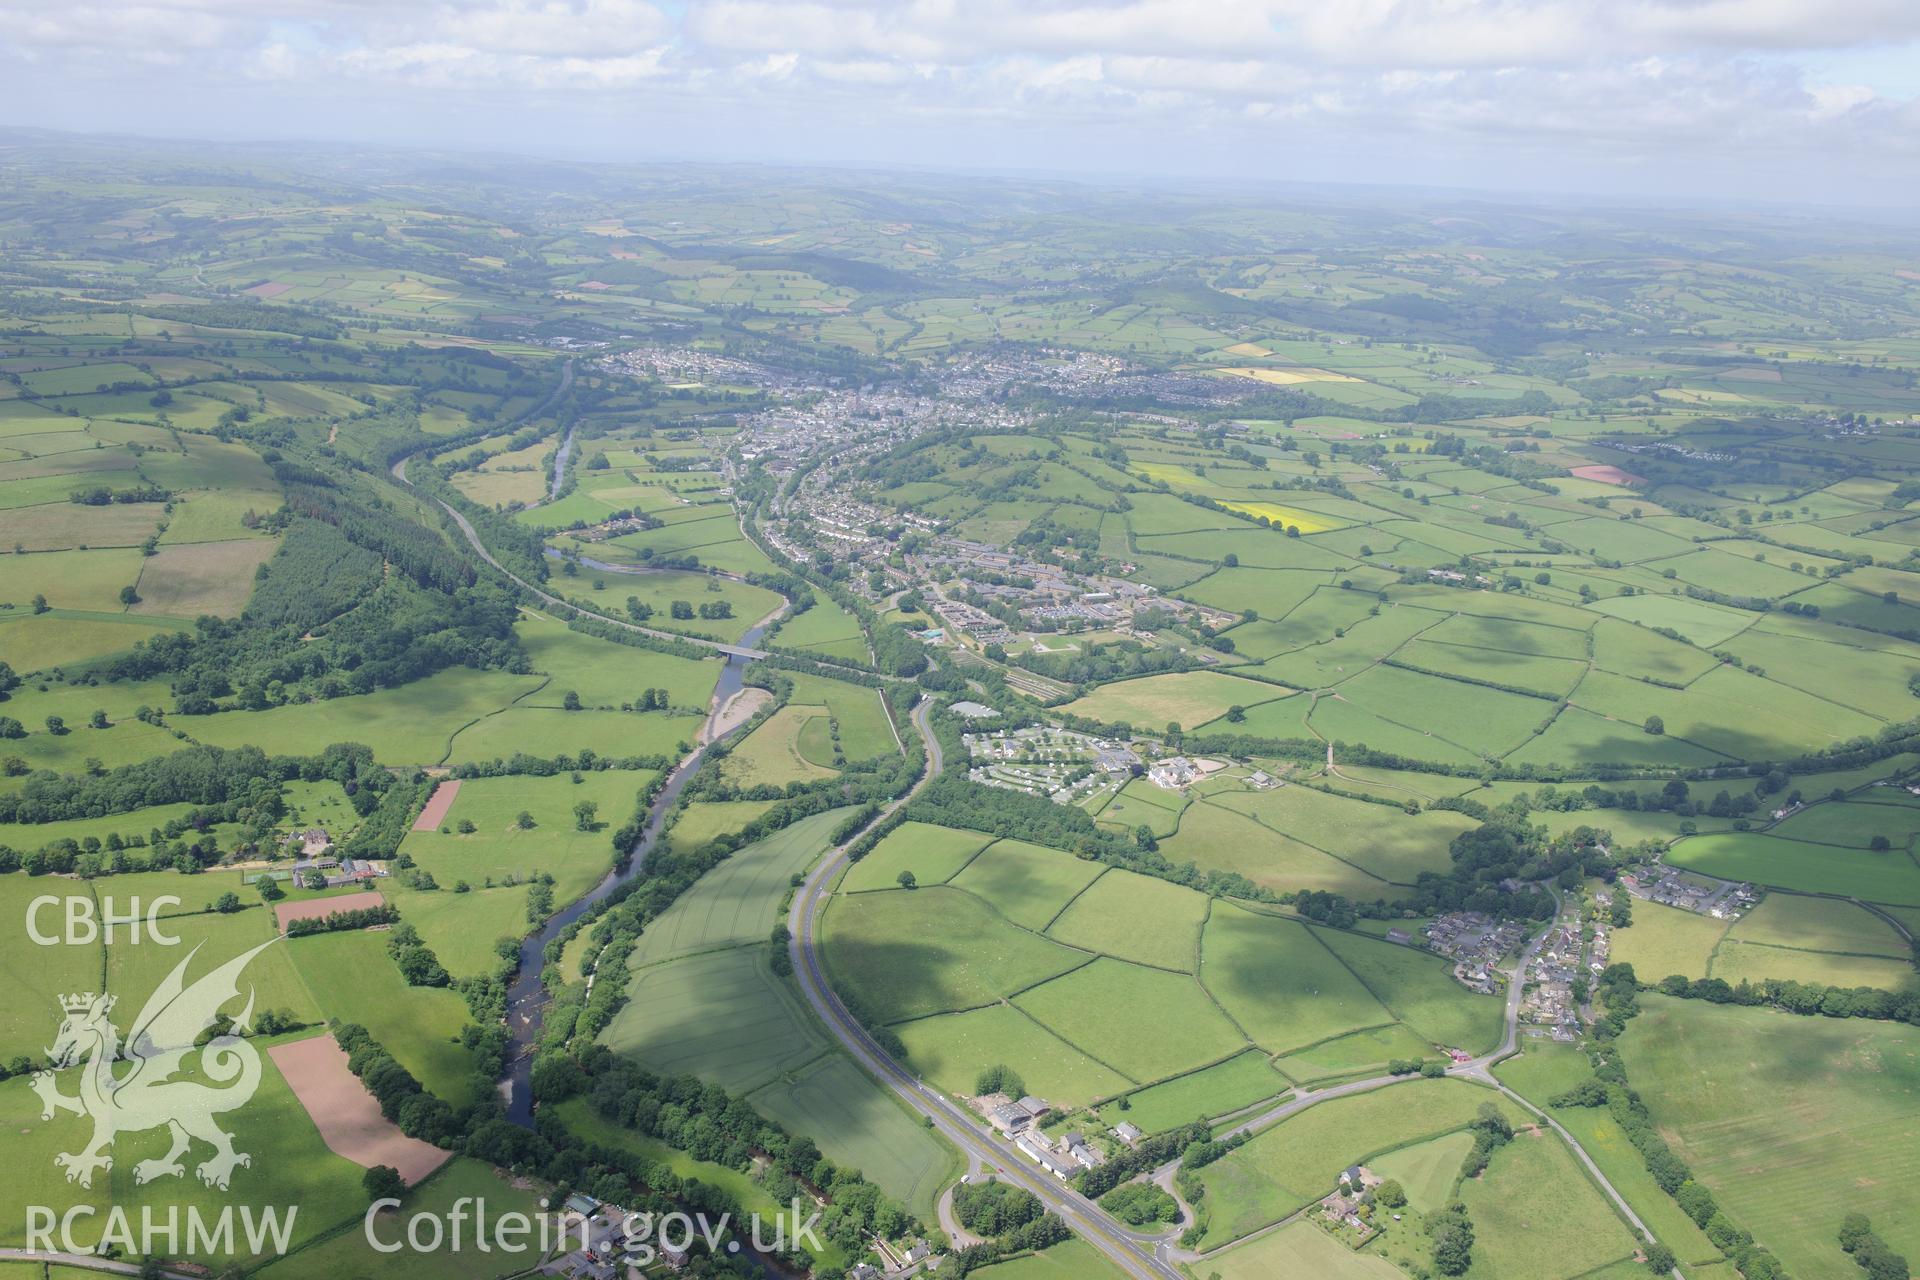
628,807 -> 847,966
1609,898 -> 1730,980
1367,1129 -> 1475,1212
1495,1042 -> 1722,1265
1456,1126 -> 1640,1280
748,1053 -> 959,1221
1059,670 -> 1290,730
1619,995 -> 1920,1278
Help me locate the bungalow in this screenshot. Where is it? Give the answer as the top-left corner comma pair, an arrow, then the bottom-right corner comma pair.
1385,928 -> 1412,945
1111,1121 -> 1142,1145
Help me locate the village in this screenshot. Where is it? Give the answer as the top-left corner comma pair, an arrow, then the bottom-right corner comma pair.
1619,862 -> 1757,919
1421,912 -> 1531,995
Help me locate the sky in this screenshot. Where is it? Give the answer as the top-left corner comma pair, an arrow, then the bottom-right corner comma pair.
3,0 -> 1919,204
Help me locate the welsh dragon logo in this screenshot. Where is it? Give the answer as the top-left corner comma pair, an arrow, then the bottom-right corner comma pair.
33,939 -> 276,1191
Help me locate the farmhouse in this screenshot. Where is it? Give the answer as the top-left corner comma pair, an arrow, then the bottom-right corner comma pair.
988,1095 -> 1051,1133
289,827 -> 333,857
1014,1133 -> 1075,1180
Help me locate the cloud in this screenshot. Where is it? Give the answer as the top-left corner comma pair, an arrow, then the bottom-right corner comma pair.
0,0 -> 1916,199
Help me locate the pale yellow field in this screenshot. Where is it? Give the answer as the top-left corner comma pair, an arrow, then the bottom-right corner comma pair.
1223,366 -> 1362,385
1219,500 -> 1344,532
1223,342 -> 1273,357
1134,461 -> 1207,488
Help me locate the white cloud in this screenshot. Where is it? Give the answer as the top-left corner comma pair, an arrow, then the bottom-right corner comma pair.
1,0 -> 1917,198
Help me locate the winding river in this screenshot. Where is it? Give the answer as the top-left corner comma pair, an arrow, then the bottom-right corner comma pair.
500,619 -> 772,1125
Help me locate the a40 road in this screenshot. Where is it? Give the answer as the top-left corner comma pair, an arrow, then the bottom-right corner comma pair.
785,702 -> 1675,1277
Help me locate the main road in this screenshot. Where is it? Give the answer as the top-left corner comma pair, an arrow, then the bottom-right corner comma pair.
787,700 -> 1184,1280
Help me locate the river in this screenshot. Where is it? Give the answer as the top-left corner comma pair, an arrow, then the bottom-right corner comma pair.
501,617 -> 771,1125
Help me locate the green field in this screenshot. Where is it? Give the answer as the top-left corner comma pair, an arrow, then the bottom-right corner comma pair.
15,140 -> 1920,1275
1163,800 -> 1401,899
1012,958 -> 1247,1083
948,838 -> 1107,931
1609,898 -> 1731,980
401,768 -> 652,901
1366,1129 -> 1476,1212
1314,926 -> 1505,1053
772,597 -> 869,661
1198,903 -> 1395,1053
1200,1218 -> 1406,1280
251,1159 -> 543,1280
1495,1042 -> 1722,1265
601,944 -> 827,1092
1456,1125 -> 1640,1280
823,886 -> 1087,1022
1060,670 -> 1290,730
1272,1022 -> 1441,1083
185,668 -> 546,765
1192,1078 -> 1524,1247
841,821 -> 996,892
663,797 -> 782,855
1618,995 -> 1920,1278
547,1098 -> 845,1270
1103,1050 -> 1290,1134
748,1053 -> 958,1221
1043,867 -> 1209,971
966,1237 -> 1129,1280
722,703 -> 842,786
1724,891 -> 1911,957
0,1039 -> 365,1263
894,1002 -> 1129,1108
288,929 -> 481,1108
629,807 -> 847,966
1666,831 -> 1920,904
1209,784 -> 1470,884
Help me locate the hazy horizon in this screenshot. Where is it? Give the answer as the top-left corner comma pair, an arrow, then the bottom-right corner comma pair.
2,0 -> 1918,206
